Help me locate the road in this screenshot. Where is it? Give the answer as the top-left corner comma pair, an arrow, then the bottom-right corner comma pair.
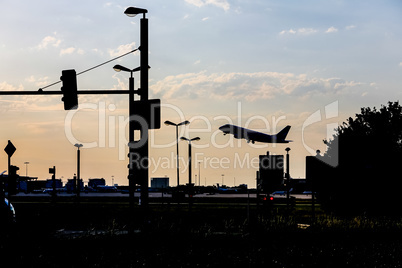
13,192 -> 313,200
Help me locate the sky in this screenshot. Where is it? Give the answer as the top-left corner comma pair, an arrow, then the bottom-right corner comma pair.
1,0 -> 402,187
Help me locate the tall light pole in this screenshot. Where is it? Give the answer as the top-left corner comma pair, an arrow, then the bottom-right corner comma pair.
124,6 -> 150,209
180,137 -> 200,203
164,120 -> 190,187
198,161 -> 201,187
285,147 -> 291,211
24,161 -> 29,177
113,64 -> 141,207
74,143 -> 83,198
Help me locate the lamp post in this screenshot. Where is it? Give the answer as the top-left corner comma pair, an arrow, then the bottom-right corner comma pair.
198,161 -> 201,187
124,6 -> 150,209
285,147 -> 291,211
74,143 -> 83,198
164,120 -> 190,187
24,161 -> 29,177
113,64 -> 141,207
180,136 -> 200,208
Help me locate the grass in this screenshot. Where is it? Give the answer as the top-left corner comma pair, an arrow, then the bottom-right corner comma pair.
2,199 -> 402,267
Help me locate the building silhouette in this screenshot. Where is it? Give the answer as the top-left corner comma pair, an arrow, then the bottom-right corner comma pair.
151,177 -> 169,190
88,178 -> 106,189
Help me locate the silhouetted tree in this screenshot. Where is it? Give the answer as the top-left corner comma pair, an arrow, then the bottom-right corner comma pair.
318,101 -> 402,215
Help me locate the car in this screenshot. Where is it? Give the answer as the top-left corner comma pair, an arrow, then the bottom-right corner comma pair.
2,198 -> 16,223
302,191 -> 316,195
271,191 -> 286,196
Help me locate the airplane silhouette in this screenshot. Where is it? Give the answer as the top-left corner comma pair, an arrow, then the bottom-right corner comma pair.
219,124 -> 292,144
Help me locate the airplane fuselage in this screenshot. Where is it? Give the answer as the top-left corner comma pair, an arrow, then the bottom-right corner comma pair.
219,124 -> 291,144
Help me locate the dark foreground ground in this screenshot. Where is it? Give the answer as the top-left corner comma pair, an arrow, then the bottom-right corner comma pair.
1,197 -> 402,267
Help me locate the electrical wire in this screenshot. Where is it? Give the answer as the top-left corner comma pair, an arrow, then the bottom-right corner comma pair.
39,48 -> 139,91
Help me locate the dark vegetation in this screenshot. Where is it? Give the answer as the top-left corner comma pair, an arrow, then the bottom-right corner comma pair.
318,101 -> 402,215
2,200 -> 402,267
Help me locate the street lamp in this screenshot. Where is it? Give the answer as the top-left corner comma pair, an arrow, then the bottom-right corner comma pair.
285,147 -> 291,211
124,5 -> 150,209
181,136 -> 200,210
124,6 -> 149,101
164,120 -> 190,187
113,64 -> 142,207
180,137 -> 200,196
74,143 -> 83,198
198,161 -> 201,187
24,161 -> 29,177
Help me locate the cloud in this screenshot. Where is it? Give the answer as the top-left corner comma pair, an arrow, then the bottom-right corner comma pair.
345,25 -> 356,30
60,47 -> 76,56
37,35 -> 62,50
151,71 -> 364,101
280,28 -> 318,36
399,62 -> 402,67
25,76 -> 50,87
108,42 -> 137,58
325,26 -> 338,33
185,0 -> 230,11
0,81 -> 24,91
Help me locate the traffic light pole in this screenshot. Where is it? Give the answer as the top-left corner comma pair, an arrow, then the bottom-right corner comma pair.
139,16 -> 149,209
0,15 -> 153,214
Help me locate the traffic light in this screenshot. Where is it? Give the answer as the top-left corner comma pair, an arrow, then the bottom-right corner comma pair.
60,69 -> 78,110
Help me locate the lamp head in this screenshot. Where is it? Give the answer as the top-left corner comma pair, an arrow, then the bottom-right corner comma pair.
178,120 -> 190,126
180,137 -> 189,142
124,7 -> 148,17
113,64 -> 131,72
164,120 -> 176,126
74,143 -> 83,147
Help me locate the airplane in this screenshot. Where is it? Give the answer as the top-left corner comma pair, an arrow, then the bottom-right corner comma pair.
219,124 -> 292,144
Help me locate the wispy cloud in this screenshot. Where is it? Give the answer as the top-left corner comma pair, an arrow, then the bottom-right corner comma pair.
0,81 -> 24,91
185,0 -> 230,11
25,76 -> 50,87
280,28 -> 318,36
325,26 -> 338,33
151,71 -> 365,101
37,35 -> 62,50
61,47 -> 84,56
108,42 -> 137,58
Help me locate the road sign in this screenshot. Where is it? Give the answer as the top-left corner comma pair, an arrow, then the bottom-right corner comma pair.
4,140 -> 16,157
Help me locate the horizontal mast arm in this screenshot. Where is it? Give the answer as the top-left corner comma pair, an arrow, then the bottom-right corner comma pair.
0,90 -> 134,95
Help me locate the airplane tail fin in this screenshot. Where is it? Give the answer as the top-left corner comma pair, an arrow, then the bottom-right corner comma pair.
276,125 -> 291,141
